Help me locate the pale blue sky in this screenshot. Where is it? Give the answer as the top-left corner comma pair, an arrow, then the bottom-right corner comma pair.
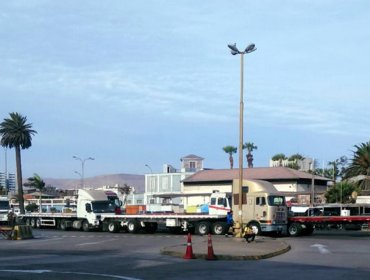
1,0 -> 369,179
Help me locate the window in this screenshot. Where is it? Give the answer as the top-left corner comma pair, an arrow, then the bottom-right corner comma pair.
160,176 -> 169,191
267,196 -> 285,206
148,176 -> 157,192
256,197 -> 266,206
217,197 -> 225,206
210,197 -> 216,205
189,161 -> 196,169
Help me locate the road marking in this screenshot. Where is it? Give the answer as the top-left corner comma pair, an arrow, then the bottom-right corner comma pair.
310,243 -> 331,254
76,238 -> 117,246
0,269 -> 142,280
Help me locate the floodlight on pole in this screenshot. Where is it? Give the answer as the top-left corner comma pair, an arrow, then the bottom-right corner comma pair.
73,156 -> 95,189
227,42 -> 256,234
145,164 -> 153,174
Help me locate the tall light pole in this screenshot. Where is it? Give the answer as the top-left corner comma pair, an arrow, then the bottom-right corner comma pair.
73,156 -> 94,189
228,43 -> 256,230
145,164 -> 153,174
310,159 -> 315,207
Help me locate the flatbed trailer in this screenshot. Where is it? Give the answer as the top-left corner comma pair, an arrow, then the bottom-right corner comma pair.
18,212 -> 229,235
17,189 -> 231,235
99,212 -> 229,235
288,215 -> 370,236
19,212 -> 78,230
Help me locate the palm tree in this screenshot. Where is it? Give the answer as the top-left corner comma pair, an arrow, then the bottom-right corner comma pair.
26,173 -> 45,213
271,153 -> 287,166
222,146 -> 237,169
243,142 -> 257,168
0,112 -> 37,214
344,141 -> 370,190
288,153 -> 304,161
286,153 -> 304,170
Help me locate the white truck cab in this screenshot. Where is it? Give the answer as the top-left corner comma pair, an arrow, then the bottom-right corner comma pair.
208,192 -> 231,215
77,189 -> 116,230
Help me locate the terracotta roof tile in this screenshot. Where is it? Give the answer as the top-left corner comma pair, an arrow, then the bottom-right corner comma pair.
183,167 -> 330,182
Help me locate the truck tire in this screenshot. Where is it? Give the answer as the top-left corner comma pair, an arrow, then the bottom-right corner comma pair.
288,223 -> 302,237
82,220 -> 90,232
302,224 -> 314,235
36,218 -> 41,228
127,220 -> 140,233
247,222 -> 261,236
108,222 -> 120,233
60,220 -> 68,231
196,221 -> 210,235
144,222 -> 158,234
30,218 -> 37,228
211,222 -> 228,235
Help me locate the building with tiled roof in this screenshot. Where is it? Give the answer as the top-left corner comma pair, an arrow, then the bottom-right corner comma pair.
183,167 -> 332,205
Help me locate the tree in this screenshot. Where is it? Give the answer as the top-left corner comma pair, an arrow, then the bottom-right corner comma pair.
343,141 -> 370,190
271,153 -> 287,166
328,156 -> 348,182
117,183 -> 133,208
26,173 -> 46,213
0,112 -> 37,214
222,146 -> 237,169
288,153 -> 304,161
243,142 -> 257,168
325,181 -> 359,204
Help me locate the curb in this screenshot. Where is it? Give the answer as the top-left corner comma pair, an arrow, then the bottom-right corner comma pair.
160,241 -> 291,261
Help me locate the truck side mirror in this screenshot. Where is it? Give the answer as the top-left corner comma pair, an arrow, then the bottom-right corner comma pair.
85,203 -> 92,213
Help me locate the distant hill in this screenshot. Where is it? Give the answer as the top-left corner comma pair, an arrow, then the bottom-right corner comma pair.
44,173 -> 145,193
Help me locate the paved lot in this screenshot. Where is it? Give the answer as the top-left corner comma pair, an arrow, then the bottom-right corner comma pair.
1,229 -> 369,280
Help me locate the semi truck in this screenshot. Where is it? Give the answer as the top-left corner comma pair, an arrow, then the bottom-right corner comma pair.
231,179 -> 288,235
288,203 -> 370,236
18,179 -> 288,236
18,189 -> 231,235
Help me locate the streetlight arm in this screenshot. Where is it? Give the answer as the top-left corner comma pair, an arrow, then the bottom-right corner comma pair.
73,155 -> 94,188
228,43 -> 240,53
245,44 -> 256,53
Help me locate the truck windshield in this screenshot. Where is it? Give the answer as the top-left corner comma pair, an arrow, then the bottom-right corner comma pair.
91,201 -> 115,213
0,201 -> 9,210
267,196 -> 285,206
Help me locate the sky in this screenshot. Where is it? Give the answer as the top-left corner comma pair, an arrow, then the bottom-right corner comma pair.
0,0 -> 369,179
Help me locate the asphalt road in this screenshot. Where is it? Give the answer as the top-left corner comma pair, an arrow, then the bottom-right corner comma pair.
0,229 -> 369,280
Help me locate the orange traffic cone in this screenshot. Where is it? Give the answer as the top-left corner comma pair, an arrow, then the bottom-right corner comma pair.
206,233 -> 217,260
183,233 -> 195,259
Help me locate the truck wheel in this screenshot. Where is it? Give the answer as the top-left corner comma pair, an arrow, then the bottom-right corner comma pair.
196,221 -> 210,235
248,222 -> 261,236
60,220 -> 68,231
30,218 -> 37,228
127,220 -> 140,233
144,222 -> 158,234
288,223 -> 302,237
82,220 -> 90,232
303,224 -> 314,235
211,222 -> 228,235
108,222 -> 120,233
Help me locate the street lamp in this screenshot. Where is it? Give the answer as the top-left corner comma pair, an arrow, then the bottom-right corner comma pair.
73,156 -> 94,189
145,164 -> 153,174
228,43 -> 256,231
